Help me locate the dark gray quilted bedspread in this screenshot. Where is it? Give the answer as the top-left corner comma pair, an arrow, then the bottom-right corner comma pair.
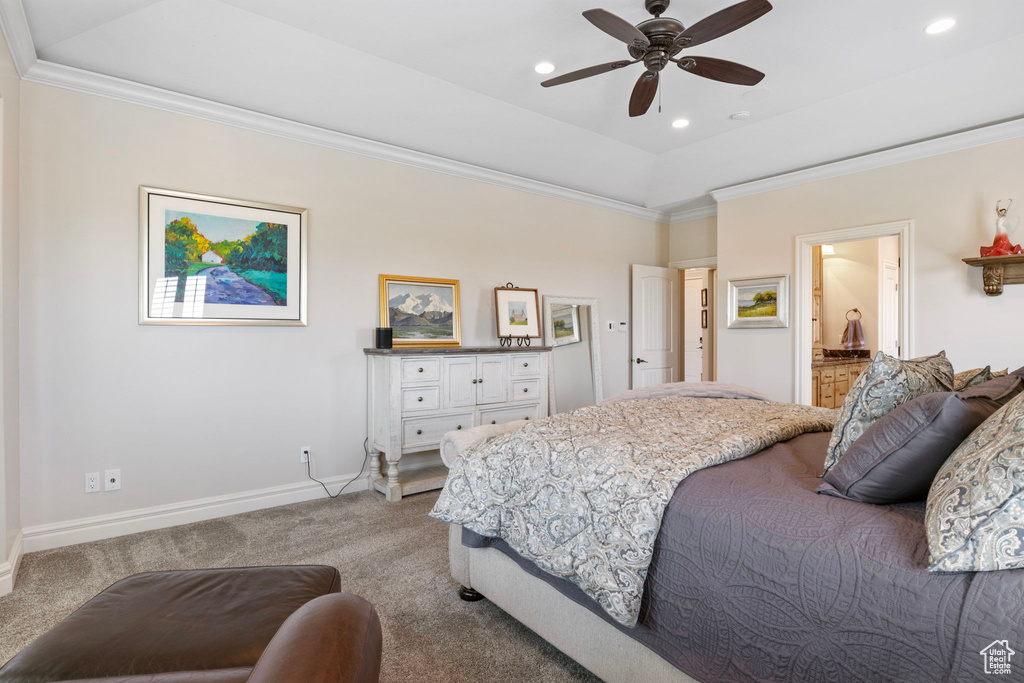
463,431 -> 1024,682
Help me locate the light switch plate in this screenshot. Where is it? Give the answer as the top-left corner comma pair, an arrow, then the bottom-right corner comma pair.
104,469 -> 121,491
618,322 -> 628,333
607,321 -> 616,332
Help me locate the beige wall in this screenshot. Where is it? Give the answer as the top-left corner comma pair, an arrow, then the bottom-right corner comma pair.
0,29 -> 20,570
19,82 -> 667,531
668,215 -> 716,263
822,239 -> 879,352
717,136 -> 1024,401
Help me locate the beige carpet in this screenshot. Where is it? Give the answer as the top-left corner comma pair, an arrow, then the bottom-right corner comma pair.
0,490 -> 598,682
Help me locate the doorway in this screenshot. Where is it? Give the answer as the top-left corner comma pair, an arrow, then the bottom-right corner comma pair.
682,268 -> 715,382
794,220 -> 913,405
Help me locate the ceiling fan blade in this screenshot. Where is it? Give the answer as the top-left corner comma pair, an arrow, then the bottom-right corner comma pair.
678,56 -> 764,86
628,71 -> 659,117
541,60 -> 638,87
583,9 -> 650,48
676,0 -> 772,49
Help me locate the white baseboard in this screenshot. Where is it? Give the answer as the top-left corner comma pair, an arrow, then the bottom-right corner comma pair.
0,530 -> 24,596
20,460 -> 437,553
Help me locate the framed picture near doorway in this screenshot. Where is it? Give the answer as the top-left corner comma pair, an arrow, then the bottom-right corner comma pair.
726,274 -> 790,329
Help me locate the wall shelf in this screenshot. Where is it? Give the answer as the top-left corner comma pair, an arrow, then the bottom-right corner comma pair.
963,254 -> 1024,296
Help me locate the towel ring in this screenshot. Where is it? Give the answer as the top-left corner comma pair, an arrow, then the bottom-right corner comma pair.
846,308 -> 862,321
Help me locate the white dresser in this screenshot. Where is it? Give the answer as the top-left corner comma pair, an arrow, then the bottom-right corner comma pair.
365,347 -> 551,501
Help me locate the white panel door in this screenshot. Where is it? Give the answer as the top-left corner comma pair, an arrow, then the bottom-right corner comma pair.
880,260 -> 900,357
476,356 -> 509,404
683,275 -> 703,382
631,265 -> 679,388
443,357 -> 476,408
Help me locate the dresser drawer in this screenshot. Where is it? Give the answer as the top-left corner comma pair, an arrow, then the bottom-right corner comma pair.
511,379 -> 541,402
511,354 -> 541,377
480,404 -> 541,426
401,387 -> 440,412
401,358 -> 441,383
836,366 -> 850,382
821,367 -> 836,384
403,412 -> 474,448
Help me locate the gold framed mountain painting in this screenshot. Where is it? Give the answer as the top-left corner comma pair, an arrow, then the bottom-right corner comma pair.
139,187 -> 307,325
379,275 -> 461,347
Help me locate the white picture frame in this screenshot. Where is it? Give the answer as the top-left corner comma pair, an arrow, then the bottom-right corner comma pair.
727,274 -> 790,329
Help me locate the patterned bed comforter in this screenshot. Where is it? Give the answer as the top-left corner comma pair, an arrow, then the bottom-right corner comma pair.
429,396 -> 836,626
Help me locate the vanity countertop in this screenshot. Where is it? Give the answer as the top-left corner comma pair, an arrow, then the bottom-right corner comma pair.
812,357 -> 871,368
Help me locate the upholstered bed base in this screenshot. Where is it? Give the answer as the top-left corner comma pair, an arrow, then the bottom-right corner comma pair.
448,524 -> 697,683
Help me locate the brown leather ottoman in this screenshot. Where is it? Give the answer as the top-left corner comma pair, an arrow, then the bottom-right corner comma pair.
0,566 -> 382,683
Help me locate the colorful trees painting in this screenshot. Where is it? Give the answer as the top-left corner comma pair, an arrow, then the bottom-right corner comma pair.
164,211 -> 288,306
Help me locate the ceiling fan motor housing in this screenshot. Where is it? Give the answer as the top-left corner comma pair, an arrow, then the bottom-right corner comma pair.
630,17 -> 687,67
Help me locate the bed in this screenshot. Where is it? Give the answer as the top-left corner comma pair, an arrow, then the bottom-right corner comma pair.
435,393 -> 1024,683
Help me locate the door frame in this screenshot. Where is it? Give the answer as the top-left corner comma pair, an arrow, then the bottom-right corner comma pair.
793,220 -> 914,405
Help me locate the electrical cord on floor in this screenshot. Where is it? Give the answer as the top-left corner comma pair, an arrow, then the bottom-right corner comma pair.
305,438 -> 372,499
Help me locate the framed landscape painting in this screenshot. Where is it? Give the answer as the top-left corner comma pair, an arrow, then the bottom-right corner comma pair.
139,187 -> 307,325
380,275 -> 461,347
551,304 -> 581,346
727,274 -> 789,329
494,286 -> 541,339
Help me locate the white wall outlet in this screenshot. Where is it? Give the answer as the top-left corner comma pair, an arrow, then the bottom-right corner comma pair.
300,447 -> 310,464
104,469 -> 121,492
85,472 -> 100,494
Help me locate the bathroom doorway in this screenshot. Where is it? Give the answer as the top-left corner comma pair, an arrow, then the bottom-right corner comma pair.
794,221 -> 914,406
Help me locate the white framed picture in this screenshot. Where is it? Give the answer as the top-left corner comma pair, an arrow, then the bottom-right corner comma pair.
727,274 -> 790,329
494,286 -> 541,338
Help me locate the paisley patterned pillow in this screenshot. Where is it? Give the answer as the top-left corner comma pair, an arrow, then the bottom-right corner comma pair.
822,351 -> 953,475
954,366 -> 994,391
927,390 -> 1024,572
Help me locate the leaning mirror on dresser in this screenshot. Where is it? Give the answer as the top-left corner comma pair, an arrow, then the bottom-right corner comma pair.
543,295 -> 603,414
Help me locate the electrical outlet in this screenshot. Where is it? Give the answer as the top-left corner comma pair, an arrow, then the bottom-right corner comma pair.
85,472 -> 100,494
607,321 -> 616,332
104,469 -> 121,492
300,447 -> 310,464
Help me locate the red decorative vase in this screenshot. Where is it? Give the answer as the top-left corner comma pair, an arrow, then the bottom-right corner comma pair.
981,233 -> 1024,257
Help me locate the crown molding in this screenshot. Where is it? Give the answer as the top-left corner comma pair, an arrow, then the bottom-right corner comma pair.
0,0 -> 35,77
22,59 -> 669,222
668,204 -> 717,224
668,256 -> 717,270
711,117 -> 1024,203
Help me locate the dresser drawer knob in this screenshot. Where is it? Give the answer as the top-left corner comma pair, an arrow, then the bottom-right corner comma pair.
524,416 -> 530,420
417,396 -> 423,402
472,379 -> 478,384
416,429 -> 422,435
523,362 -> 529,367
523,388 -> 529,393
478,378 -> 484,383
491,420 -> 496,424
418,367 -> 424,373
457,425 -> 462,430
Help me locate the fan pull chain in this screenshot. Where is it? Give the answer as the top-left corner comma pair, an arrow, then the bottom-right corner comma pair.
658,77 -> 662,113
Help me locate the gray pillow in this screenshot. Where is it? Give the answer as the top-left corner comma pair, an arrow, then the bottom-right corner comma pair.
818,375 -> 1024,504
927,388 -> 1024,572
822,351 -> 954,475
953,366 -> 994,391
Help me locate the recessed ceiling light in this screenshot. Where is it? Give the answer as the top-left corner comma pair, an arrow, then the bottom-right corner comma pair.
925,18 -> 956,35
534,62 -> 555,75
672,118 -> 690,129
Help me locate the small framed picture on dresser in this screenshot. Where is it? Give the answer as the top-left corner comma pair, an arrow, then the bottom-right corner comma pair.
494,286 -> 541,339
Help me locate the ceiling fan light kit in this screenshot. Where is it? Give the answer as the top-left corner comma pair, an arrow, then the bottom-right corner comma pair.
541,0 -> 772,118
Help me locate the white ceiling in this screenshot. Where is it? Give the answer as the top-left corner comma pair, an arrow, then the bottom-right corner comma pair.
18,0 -> 1024,213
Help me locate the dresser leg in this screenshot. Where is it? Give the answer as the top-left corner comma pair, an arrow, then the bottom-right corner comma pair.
368,444 -> 381,481
458,586 -> 484,602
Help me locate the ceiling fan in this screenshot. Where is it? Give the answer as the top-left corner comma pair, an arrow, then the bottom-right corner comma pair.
542,0 -> 772,117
